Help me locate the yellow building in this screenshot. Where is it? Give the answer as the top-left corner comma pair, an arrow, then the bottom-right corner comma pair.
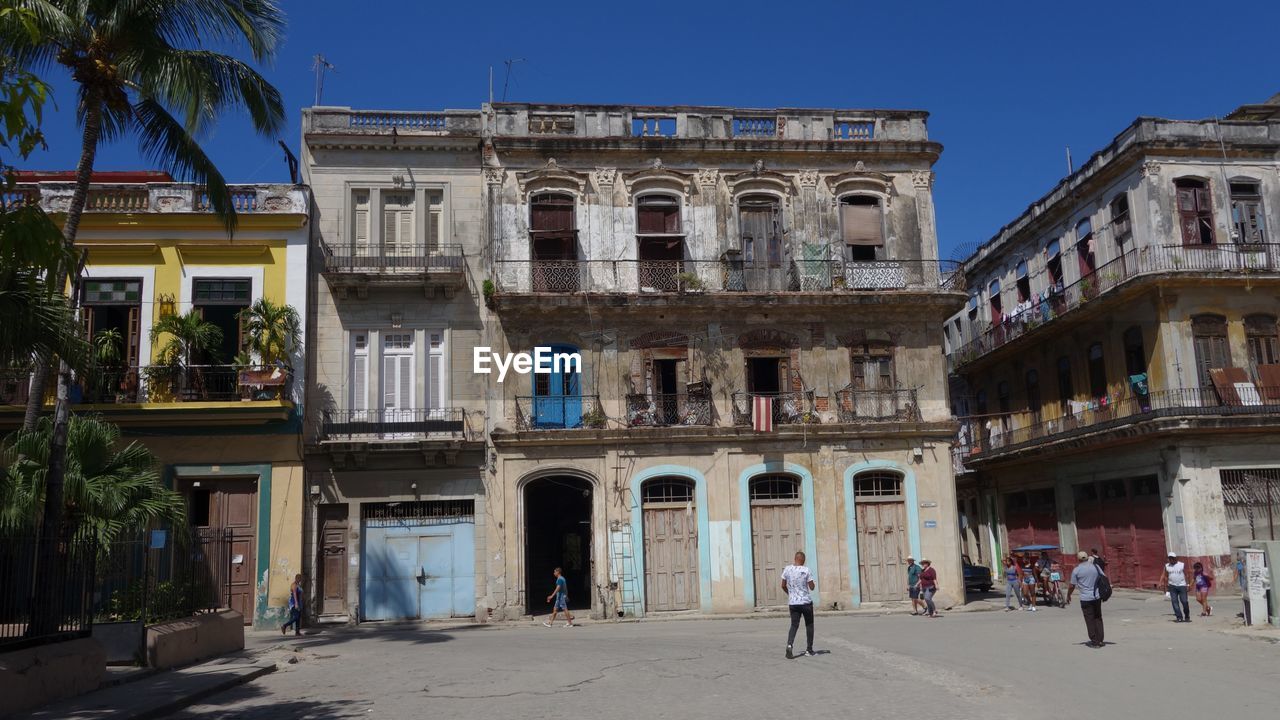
1,173 -> 311,629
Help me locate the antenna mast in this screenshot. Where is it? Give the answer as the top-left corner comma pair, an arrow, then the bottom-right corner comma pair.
501,58 -> 525,102
312,54 -> 336,106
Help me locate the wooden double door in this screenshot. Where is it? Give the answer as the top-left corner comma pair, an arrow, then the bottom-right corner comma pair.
642,504 -> 699,612
183,477 -> 257,624
856,500 -> 908,603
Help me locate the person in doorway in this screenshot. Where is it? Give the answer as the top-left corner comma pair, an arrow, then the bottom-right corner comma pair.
1067,551 -> 1104,648
1161,553 -> 1191,622
906,556 -> 924,615
543,567 -> 576,628
1192,562 -> 1213,617
917,558 -> 939,618
1003,556 -> 1024,611
782,551 -> 816,658
281,574 -> 304,636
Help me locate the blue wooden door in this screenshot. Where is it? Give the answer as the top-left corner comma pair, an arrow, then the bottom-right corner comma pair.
364,531 -> 419,620
363,521 -> 476,620
533,344 -> 581,428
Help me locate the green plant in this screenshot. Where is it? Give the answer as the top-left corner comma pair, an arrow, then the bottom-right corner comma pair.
150,310 -> 223,368
93,328 -> 123,367
675,272 -> 704,291
237,298 -> 300,366
581,408 -> 607,428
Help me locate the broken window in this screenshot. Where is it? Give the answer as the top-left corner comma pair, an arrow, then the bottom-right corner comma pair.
1045,240 -> 1064,291
1087,342 -> 1107,400
1191,314 -> 1230,389
1015,260 -> 1030,303
1230,181 -> 1265,244
1075,218 -> 1096,278
1110,193 -> 1131,245
739,195 -> 782,266
1245,313 -> 1279,381
841,195 -> 883,262
989,278 -> 1002,322
851,341 -> 893,390
1175,178 -> 1215,246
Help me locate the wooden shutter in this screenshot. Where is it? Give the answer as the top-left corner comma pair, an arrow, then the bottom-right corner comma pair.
383,355 -> 397,410
1238,200 -> 1264,243
353,192 -> 370,249
427,203 -> 441,252
841,203 -> 883,245
126,306 -> 141,368
398,355 -> 412,410
1177,187 -> 1200,245
427,333 -> 443,410
351,339 -> 367,413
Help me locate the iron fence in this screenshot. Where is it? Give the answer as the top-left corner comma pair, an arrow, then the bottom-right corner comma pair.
93,527 -> 232,626
495,258 -> 964,294
0,530 -> 96,650
514,395 -> 604,430
956,386 -> 1280,461
140,364 -> 291,402
319,408 -> 470,441
953,243 -> 1280,368
625,392 -> 713,427
731,390 -> 817,426
323,243 -> 464,273
834,387 -> 919,422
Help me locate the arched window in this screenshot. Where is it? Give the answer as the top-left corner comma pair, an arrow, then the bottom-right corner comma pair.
1175,179 -> 1215,246
1015,259 -> 1030,303
989,278 -> 1002,321
840,194 -> 884,262
1087,342 -> 1107,400
1245,313 -> 1278,380
750,474 -> 800,501
1076,217 -> 1096,277
1110,193 -> 1131,244
1191,314 -> 1230,389
1045,239 -> 1064,290
854,471 -> 903,498
642,477 -> 695,505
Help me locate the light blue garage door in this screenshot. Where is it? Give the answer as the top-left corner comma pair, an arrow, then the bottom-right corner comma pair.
361,501 -> 476,621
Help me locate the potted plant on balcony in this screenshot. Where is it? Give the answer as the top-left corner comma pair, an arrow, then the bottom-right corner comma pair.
149,310 -> 223,401
675,272 -> 704,293
237,299 -> 300,401
482,279 -> 496,309
581,407 -> 607,429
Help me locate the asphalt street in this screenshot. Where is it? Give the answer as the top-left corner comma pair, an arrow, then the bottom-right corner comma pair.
170,592 -> 1280,720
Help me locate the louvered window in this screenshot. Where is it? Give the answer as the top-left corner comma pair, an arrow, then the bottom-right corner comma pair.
1175,179 -> 1215,246
1230,181 -> 1265,244
352,191 -> 370,250
351,333 -> 369,416
382,192 -> 416,256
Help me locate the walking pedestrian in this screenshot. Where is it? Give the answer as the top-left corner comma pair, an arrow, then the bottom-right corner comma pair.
280,574 -> 304,636
918,558 -> 939,617
1089,548 -> 1108,573
781,551 -> 816,658
1020,555 -> 1038,612
1193,562 -> 1213,617
1067,551 -> 1104,648
1161,553 -> 1191,622
543,567 -> 576,627
906,556 -> 924,615
1002,556 -> 1023,611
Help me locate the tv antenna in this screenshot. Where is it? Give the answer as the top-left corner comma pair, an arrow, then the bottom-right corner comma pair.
501,58 -> 525,102
312,54 -> 336,106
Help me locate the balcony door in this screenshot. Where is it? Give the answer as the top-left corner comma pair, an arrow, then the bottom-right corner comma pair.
81,278 -> 142,403
530,193 -> 578,292
637,195 -> 684,292
532,344 -> 581,428
382,333 -> 415,436
739,195 -> 784,290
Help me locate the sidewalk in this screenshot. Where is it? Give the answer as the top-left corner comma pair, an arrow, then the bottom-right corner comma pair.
16,654 -> 277,720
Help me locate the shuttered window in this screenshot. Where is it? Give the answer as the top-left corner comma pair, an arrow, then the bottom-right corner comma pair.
426,191 -> 444,252
351,333 -> 369,414
1175,179 -> 1215,246
1192,314 -> 1230,389
840,196 -> 883,246
739,196 -> 782,265
427,331 -> 444,412
1230,181 -> 1265,244
382,192 -> 415,256
1245,314 -> 1279,380
352,191 -> 370,249
851,342 -> 893,390
1110,193 -> 1131,244
382,333 -> 415,415
637,195 -> 682,235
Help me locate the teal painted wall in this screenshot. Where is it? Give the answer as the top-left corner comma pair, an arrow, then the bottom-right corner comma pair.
737,462 -> 819,608
842,460 -> 921,608
629,465 -> 713,615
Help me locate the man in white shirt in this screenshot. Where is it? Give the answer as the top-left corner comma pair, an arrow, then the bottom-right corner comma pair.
1160,552 -> 1191,622
781,551 -> 816,659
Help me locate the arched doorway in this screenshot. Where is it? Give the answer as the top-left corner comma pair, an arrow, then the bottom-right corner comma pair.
641,477 -> 699,612
749,474 -> 803,607
524,476 -> 592,611
853,470 -> 908,602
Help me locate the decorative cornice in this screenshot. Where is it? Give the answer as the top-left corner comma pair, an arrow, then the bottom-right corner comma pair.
695,168 -> 720,187
592,167 -> 618,187
1141,160 -> 1161,178
483,167 -> 506,186
796,169 -> 819,188
514,158 -> 590,200
910,170 -> 934,190
621,159 -> 694,195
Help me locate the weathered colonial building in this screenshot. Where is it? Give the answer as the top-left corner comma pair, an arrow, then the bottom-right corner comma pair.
945,96 -> 1280,588
302,101 -> 965,622
2,174 -> 310,628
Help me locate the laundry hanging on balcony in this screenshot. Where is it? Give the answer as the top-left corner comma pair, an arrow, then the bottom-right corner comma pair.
752,395 -> 774,432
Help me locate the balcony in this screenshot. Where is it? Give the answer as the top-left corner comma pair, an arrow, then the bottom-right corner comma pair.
318,408 -> 471,442
304,107 -> 483,138
731,391 -> 818,427
492,258 -> 963,301
321,242 -> 465,296
514,395 -> 604,431
953,243 -> 1280,370
10,182 -> 308,216
834,387 -> 920,422
956,386 -> 1280,465
625,393 -> 713,427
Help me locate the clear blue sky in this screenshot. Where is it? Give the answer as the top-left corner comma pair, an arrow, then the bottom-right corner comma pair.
21,0 -> 1280,258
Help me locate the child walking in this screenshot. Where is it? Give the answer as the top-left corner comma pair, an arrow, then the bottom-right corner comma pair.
1193,562 -> 1213,617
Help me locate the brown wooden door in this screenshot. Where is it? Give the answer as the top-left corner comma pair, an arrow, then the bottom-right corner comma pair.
186,478 -> 257,625
319,505 -> 349,616
751,501 -> 803,607
643,505 -> 699,612
856,501 -> 907,603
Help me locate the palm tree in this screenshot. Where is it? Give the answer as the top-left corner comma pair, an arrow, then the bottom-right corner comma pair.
0,3 -> 286,606
1,414 -> 186,549
149,310 -> 221,398
238,298 -> 300,367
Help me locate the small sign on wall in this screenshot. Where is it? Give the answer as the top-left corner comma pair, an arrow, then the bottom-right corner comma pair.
923,520 -> 938,528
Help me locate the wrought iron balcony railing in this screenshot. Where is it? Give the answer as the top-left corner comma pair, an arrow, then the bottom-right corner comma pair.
319,408 -> 470,441
952,243 -> 1280,369
625,392 -> 713,427
494,258 -> 964,295
3,365 -> 293,407
834,387 -> 919,422
730,391 -> 817,426
514,395 -> 605,430
322,243 -> 464,273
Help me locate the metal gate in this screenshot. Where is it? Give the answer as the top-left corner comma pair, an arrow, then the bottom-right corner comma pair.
1221,470 -> 1280,548
642,478 -> 699,612
750,475 -> 803,607
854,471 -> 908,603
361,501 -> 475,621
1074,476 -> 1165,588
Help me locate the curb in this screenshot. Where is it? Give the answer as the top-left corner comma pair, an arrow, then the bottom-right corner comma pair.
123,664 -> 276,720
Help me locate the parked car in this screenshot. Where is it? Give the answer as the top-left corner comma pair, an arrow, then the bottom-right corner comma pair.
962,554 -> 993,592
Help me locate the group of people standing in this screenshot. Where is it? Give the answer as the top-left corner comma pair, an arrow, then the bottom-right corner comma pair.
1001,550 -> 1067,612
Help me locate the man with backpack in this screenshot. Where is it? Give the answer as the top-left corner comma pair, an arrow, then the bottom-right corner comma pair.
1067,550 -> 1110,648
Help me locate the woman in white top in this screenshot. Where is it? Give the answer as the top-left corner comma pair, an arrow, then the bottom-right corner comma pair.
1160,552 -> 1191,623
